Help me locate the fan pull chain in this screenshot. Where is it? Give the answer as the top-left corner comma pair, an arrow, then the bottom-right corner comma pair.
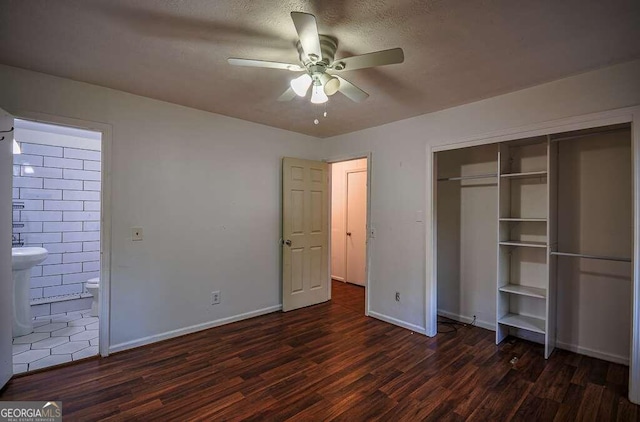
313,105 -> 328,125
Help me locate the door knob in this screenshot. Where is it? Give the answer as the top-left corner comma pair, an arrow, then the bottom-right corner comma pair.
285,239 -> 292,246
346,232 -> 351,236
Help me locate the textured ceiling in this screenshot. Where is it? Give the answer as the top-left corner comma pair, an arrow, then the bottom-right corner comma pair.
0,1 -> 639,138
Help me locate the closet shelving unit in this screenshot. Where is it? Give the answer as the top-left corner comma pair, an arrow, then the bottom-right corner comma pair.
496,136 -> 557,358
435,123 -> 633,368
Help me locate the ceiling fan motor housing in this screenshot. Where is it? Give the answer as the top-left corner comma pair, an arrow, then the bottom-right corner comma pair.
296,35 -> 338,68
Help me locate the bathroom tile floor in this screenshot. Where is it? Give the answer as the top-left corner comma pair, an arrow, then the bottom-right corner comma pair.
12,309 -> 99,374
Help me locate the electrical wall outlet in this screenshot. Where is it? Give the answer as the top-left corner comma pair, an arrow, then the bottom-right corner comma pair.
132,227 -> 143,241
211,291 -> 220,305
395,292 -> 400,302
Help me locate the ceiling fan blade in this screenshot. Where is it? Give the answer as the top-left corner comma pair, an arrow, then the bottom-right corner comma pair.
228,58 -> 303,71
333,48 -> 404,71
277,87 -> 297,102
335,76 -> 369,102
290,12 -> 322,60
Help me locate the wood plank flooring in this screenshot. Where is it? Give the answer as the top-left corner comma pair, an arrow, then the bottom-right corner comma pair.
331,279 -> 364,313
1,280 -> 638,421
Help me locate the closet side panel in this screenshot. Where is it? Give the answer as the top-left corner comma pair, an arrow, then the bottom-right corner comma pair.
497,145 -> 510,343
546,140 -> 558,358
557,130 -> 632,363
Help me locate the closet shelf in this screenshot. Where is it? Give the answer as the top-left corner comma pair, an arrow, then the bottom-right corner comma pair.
437,173 -> 497,182
498,314 -> 546,334
500,170 -> 547,179
499,284 -> 547,299
499,218 -> 547,222
499,240 -> 547,248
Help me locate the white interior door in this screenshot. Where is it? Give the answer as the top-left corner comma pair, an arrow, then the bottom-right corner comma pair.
0,108 -> 14,388
282,157 -> 329,311
346,170 -> 367,286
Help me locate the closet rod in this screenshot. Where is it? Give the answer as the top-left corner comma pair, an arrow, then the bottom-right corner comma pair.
551,251 -> 631,263
437,173 -> 497,182
550,126 -> 629,143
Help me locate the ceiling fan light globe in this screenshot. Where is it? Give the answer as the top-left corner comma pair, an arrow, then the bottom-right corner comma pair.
290,74 -> 312,97
324,76 -> 340,96
311,84 -> 328,104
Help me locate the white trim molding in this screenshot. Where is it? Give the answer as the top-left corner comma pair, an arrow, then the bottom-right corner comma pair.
556,341 -> 629,366
369,311 -> 427,335
630,106 -> 640,402
109,305 -> 282,354
426,145 -> 438,337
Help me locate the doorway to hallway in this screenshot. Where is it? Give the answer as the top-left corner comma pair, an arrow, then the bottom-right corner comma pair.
330,158 -> 368,314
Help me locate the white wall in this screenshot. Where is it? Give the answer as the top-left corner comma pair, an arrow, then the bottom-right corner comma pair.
0,64 -> 321,350
322,59 -> 640,331
331,158 -> 367,281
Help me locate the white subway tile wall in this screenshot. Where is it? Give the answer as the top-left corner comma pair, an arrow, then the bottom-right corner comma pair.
44,179 -> 83,190
83,181 -> 101,191
13,140 -> 101,316
20,143 -> 63,157
21,166 -> 63,179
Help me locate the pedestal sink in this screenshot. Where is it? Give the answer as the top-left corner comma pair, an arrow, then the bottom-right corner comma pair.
12,247 -> 48,337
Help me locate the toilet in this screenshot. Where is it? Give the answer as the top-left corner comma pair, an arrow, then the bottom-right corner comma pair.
85,277 -> 100,317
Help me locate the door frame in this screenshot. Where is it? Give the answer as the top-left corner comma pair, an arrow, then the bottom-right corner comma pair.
14,111 -> 112,358
426,105 -> 640,404
326,152 -> 372,316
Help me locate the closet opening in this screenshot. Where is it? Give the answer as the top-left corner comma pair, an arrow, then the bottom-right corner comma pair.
433,122 -> 633,393
329,158 -> 368,314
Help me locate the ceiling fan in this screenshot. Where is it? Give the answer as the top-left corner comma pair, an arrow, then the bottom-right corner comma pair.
227,12 -> 404,104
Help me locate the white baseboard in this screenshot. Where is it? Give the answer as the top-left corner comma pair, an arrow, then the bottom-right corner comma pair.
436,310 -> 629,365
555,340 -> 629,365
331,276 -> 344,282
437,309 -> 495,331
109,304 -> 282,353
368,311 -> 426,334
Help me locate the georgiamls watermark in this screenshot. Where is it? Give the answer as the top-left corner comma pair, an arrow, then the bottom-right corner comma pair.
0,401 -> 62,422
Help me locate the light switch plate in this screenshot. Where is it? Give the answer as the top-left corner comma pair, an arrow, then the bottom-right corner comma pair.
132,227 -> 143,241
415,210 -> 424,222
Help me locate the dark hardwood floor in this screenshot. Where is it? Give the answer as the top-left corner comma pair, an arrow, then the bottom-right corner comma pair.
1,281 -> 638,421
331,279 -> 365,313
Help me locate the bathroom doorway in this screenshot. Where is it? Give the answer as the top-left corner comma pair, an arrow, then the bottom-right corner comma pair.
330,157 -> 369,315
9,117 -> 108,374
